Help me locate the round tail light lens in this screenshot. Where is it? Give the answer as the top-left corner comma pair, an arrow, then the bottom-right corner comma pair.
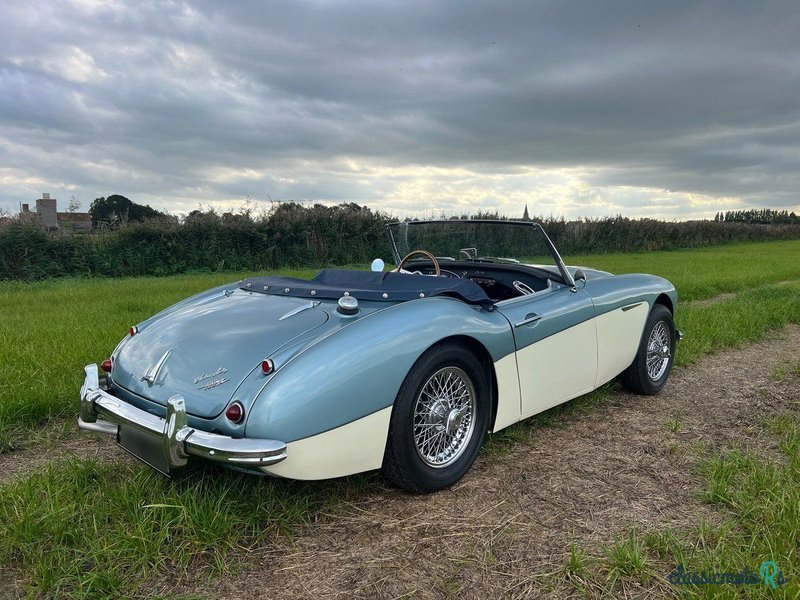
100,359 -> 112,373
261,359 -> 274,375
129,326 -> 138,337
225,401 -> 244,424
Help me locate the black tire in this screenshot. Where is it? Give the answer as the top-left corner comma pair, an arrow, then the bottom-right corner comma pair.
382,342 -> 490,493
621,304 -> 676,395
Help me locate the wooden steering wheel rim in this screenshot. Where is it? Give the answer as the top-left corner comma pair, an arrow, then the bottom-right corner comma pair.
397,249 -> 441,276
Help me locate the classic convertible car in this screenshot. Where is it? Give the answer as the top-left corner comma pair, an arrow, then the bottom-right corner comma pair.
80,220 -> 680,492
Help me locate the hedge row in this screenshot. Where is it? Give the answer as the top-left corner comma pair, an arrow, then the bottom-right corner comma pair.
2,203 -> 800,281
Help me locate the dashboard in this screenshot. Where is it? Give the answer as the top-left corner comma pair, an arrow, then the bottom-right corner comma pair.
407,261 -> 557,302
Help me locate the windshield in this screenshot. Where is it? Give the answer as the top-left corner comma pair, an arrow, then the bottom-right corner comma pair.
386,220 -> 573,283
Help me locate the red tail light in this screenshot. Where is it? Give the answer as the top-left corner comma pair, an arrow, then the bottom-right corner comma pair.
225,401 -> 244,424
261,359 -> 274,375
100,359 -> 112,373
129,326 -> 138,337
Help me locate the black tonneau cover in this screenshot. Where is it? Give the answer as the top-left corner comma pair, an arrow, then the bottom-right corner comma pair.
241,269 -> 493,309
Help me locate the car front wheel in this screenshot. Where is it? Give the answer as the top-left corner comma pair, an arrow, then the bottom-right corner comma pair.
621,303 -> 676,395
382,343 -> 490,493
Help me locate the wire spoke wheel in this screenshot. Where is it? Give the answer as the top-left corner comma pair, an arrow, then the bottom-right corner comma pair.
645,320 -> 671,381
412,366 -> 476,468
384,343 -> 490,492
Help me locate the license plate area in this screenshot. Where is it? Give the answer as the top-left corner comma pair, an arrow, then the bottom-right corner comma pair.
117,423 -> 171,476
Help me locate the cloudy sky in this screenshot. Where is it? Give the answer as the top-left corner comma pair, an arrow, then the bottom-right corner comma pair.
1,1 -> 799,220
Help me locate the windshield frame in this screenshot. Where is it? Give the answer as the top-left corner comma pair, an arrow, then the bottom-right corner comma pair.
385,219 -> 575,287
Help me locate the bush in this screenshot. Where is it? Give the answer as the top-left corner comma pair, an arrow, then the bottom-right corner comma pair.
2,204 -> 800,281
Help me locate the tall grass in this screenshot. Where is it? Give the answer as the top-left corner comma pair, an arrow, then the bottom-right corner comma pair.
0,460 -> 374,598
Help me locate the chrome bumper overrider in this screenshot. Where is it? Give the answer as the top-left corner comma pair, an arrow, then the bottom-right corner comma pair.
78,364 -> 287,473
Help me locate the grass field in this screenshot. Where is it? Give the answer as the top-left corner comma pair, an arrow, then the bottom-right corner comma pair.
1,240 -> 800,597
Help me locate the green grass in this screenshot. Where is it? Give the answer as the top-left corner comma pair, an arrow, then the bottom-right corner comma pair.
673,414 -> 799,598
566,543 -> 589,576
0,460 -> 375,598
1,239 -> 800,597
604,532 -> 651,581
565,239 -> 800,302
674,280 -> 800,366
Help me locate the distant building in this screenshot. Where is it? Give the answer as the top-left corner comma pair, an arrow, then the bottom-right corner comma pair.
57,211 -> 93,231
19,193 -> 92,232
522,204 -> 531,221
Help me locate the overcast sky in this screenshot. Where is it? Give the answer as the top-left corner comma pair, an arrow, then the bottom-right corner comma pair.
1,1 -> 799,220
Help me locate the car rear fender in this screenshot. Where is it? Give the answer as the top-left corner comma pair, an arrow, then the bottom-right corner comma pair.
245,297 -> 516,445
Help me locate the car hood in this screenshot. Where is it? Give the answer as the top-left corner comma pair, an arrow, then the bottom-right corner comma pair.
110,290 -> 329,418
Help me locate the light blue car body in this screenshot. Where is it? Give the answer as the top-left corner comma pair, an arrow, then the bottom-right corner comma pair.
90,221 -> 678,480
108,270 -> 676,440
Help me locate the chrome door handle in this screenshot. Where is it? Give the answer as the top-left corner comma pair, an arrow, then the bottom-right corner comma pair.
515,313 -> 541,327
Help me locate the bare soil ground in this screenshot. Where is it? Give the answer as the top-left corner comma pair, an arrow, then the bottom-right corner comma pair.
194,326 -> 800,599
0,422 -> 126,486
685,292 -> 737,307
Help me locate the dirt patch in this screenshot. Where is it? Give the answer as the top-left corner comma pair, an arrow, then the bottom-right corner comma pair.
686,292 -> 737,307
0,422 -> 129,486
194,326 -> 800,599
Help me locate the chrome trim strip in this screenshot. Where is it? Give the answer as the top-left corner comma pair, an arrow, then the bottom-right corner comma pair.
79,364 -> 287,472
141,349 -> 172,385
278,300 -> 320,321
78,418 -> 118,435
621,302 -> 644,312
514,314 -> 542,327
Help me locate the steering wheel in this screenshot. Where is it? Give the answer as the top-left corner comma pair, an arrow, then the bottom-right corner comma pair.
397,249 -> 441,276
513,280 -> 536,295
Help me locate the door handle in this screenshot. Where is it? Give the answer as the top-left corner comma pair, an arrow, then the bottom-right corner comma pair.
515,313 -> 541,327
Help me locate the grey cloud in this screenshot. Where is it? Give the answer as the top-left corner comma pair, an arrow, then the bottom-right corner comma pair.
0,0 -> 799,217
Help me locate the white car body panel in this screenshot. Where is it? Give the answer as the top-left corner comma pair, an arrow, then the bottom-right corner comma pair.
594,301 -> 650,387
262,406 -> 393,480
517,318 -> 598,419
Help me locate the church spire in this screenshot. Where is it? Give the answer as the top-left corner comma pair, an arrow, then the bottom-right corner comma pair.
522,204 -> 530,221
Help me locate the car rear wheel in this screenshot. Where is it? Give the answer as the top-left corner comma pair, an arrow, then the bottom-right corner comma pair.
382,342 -> 490,493
620,304 -> 676,395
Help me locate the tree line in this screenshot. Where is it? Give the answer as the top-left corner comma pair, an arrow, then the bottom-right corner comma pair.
714,209 -> 799,225
2,200 -> 800,281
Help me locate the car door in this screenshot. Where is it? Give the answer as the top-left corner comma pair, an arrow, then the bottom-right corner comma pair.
496,285 -> 598,418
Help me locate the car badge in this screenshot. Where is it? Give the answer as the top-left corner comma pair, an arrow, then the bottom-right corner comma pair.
198,377 -> 230,391
193,367 -> 228,385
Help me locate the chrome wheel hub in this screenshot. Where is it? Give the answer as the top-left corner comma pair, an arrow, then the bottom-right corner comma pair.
445,408 -> 466,435
413,366 -> 476,468
646,321 -> 671,381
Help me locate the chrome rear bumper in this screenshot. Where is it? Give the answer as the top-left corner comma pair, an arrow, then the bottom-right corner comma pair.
78,364 -> 287,474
